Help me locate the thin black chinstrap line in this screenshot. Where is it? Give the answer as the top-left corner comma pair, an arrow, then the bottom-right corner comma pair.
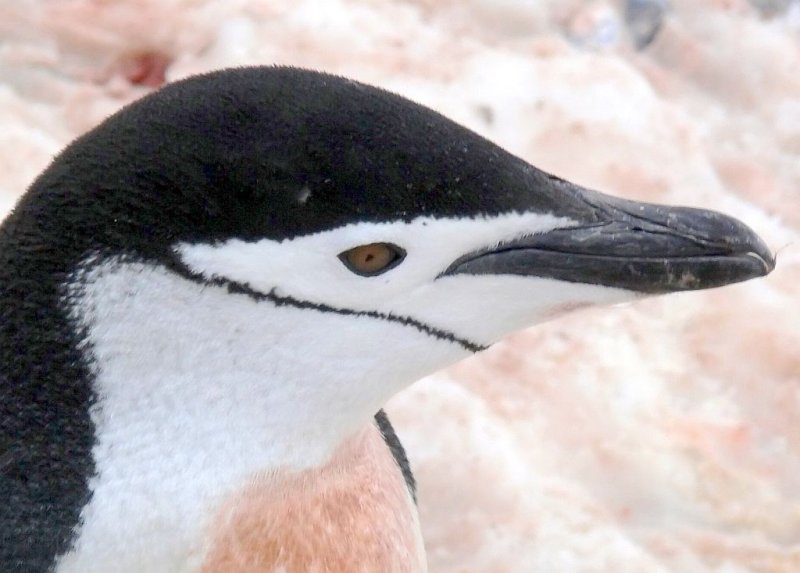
165,255 -> 487,354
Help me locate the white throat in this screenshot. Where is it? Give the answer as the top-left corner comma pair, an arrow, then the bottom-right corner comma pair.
57,258 -> 465,572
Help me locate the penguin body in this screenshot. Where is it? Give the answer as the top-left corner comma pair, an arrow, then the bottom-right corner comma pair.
0,67 -> 773,572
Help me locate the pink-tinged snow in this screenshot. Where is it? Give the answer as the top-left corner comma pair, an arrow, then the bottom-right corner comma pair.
1,1 -> 798,571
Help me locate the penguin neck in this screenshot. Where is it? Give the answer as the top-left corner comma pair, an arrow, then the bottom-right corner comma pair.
70,257 -> 466,476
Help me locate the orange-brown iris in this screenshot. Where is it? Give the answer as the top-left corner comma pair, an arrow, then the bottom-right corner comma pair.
339,243 -> 404,276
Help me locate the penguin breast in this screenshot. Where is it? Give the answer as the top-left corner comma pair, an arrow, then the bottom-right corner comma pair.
199,423 -> 426,572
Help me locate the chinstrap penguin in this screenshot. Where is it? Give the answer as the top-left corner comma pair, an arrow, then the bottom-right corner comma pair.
0,66 -> 774,572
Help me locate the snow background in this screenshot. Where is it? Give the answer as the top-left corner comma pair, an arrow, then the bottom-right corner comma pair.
0,0 -> 798,571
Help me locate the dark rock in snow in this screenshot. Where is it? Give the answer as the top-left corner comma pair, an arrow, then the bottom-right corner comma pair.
625,0 -> 669,49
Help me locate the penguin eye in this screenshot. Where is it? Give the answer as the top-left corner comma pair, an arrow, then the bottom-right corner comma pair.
338,243 -> 406,276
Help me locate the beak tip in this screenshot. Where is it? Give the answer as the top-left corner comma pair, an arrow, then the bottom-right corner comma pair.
751,249 -> 776,276
726,221 -> 776,278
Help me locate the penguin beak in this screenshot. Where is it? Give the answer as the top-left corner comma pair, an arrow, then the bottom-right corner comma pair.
443,186 -> 775,293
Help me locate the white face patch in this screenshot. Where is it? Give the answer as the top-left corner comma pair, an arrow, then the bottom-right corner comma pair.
58,212 -> 635,572
59,259 -> 463,573
177,212 -> 632,346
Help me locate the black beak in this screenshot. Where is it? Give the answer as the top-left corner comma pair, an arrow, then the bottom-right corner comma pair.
443,185 -> 775,294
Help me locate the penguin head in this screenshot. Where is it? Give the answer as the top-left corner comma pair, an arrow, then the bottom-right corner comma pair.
15,67 -> 773,353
